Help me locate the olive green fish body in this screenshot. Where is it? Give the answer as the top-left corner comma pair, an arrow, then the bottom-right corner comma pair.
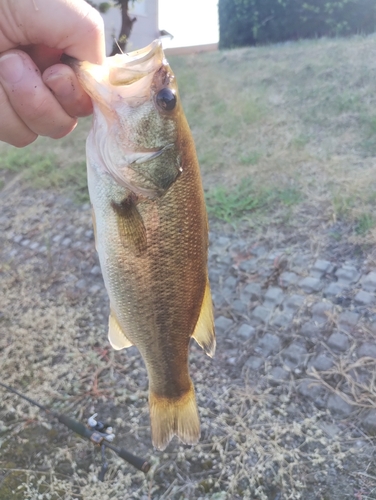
69,41 -> 215,450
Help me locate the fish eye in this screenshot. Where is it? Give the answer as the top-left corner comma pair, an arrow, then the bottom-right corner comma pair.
156,88 -> 176,111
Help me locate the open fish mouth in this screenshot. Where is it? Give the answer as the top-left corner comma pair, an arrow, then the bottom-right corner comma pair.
61,40 -> 165,101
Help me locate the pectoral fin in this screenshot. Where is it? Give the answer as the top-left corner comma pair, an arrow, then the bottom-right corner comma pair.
108,309 -> 133,350
192,279 -> 216,357
111,197 -> 147,256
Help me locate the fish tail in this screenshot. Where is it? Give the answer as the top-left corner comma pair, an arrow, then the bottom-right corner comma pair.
149,384 -> 200,450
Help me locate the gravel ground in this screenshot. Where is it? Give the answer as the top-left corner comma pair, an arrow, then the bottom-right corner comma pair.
1,185 -> 376,499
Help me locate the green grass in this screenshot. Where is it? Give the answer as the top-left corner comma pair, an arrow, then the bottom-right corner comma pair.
355,213 -> 375,235
1,36 -> 376,239
0,119 -> 90,201
206,178 -> 302,223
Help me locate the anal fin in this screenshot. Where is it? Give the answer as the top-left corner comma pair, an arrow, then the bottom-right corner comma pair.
108,309 -> 133,350
192,278 -> 216,357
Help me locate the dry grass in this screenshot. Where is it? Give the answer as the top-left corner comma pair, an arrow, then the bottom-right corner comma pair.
2,34 -> 376,499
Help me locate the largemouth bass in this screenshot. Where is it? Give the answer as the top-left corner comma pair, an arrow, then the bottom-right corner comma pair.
63,40 -> 215,450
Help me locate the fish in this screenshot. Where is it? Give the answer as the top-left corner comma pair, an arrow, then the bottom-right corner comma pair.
62,40 -> 215,450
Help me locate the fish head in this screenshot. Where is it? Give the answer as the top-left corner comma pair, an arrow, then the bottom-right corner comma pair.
63,40 -> 185,198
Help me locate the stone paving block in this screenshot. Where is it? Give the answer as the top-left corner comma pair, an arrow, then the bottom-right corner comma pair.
312,301 -> 334,325
239,259 -> 258,273
236,324 -> 256,341
298,379 -> 327,407
251,245 -> 268,257
327,394 -> 354,417
263,286 -> 284,309
89,284 -> 101,294
354,290 -> 375,306
240,283 -> 262,303
335,265 -> 360,285
290,254 -> 311,273
338,311 -> 359,333
358,342 -> 376,359
361,409 -> 376,435
21,239 -> 31,247
327,332 -> 349,352
29,241 -> 39,250
62,237 -> 72,247
75,279 -> 87,290
231,299 -> 247,314
272,313 -> 293,328
361,271 -> 376,292
282,343 -> 307,368
209,269 -> 221,283
224,276 -> 237,289
217,236 -> 231,247
310,353 -> 334,371
279,272 -> 299,288
244,356 -> 264,371
215,316 -> 234,335
13,234 -> 23,243
301,321 -> 321,342
323,282 -> 345,298
283,294 -> 305,314
52,233 -> 64,244
90,265 -> 101,276
213,294 -> 226,309
256,333 -> 281,357
251,306 -> 271,325
310,259 -> 333,279
269,366 -> 290,384
299,277 -> 323,294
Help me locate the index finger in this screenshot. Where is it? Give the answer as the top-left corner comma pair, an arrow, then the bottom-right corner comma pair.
0,0 -> 105,64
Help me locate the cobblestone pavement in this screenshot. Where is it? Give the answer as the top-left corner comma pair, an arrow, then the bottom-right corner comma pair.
3,193 -> 376,432
2,189 -> 376,498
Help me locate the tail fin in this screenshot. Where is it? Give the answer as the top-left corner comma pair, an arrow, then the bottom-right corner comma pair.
149,385 -> 200,450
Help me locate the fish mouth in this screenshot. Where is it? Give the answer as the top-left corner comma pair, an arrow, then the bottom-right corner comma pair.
61,40 -> 165,102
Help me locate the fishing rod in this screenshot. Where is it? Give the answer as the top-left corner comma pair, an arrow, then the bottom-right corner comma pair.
0,381 -> 151,480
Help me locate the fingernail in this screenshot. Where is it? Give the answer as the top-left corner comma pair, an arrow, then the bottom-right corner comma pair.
0,53 -> 24,83
44,72 -> 74,98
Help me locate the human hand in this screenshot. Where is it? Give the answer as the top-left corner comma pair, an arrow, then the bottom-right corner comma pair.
0,0 -> 105,147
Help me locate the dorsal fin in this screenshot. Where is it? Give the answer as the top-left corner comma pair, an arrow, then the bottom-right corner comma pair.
108,309 -> 133,350
191,278 -> 216,357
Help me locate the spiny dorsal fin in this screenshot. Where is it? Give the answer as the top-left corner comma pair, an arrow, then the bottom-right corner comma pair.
111,196 -> 147,256
108,309 -> 133,350
192,278 -> 216,357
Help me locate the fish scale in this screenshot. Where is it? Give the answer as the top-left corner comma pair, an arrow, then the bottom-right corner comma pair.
64,40 -> 215,450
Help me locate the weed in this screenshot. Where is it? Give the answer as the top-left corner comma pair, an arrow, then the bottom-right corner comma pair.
332,193 -> 355,220
355,213 -> 375,235
0,147 -> 89,202
206,178 -> 266,222
239,151 -> 262,165
290,135 -> 309,149
276,186 -> 301,206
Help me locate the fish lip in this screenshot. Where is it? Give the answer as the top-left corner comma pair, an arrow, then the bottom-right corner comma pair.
112,39 -> 163,68
61,40 -> 166,91
60,40 -> 163,69
60,53 -> 80,69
